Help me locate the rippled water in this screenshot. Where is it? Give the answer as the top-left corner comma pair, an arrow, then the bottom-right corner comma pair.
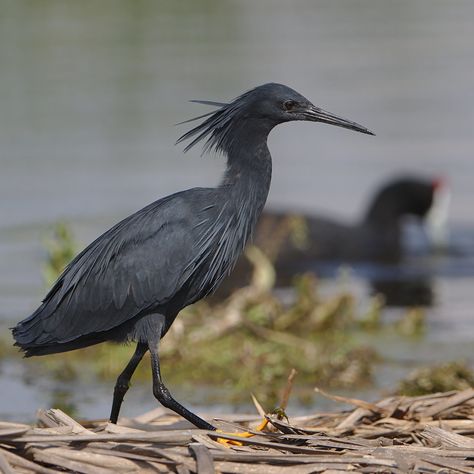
1,0 -> 474,421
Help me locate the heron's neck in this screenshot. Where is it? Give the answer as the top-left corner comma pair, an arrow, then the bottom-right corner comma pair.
219,120 -> 274,218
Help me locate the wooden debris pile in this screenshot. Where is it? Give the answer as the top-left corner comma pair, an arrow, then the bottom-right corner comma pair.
0,389 -> 473,473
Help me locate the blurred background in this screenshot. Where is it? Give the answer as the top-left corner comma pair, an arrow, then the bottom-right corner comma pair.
1,0 -> 474,422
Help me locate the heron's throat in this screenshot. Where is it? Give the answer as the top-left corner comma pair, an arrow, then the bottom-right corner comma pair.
221,117 -> 274,185
223,119 -> 272,185
220,136 -> 273,244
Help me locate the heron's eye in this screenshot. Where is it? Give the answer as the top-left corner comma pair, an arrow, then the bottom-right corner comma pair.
283,100 -> 298,111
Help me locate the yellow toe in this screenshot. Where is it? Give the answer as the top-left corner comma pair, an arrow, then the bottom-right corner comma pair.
215,418 -> 269,447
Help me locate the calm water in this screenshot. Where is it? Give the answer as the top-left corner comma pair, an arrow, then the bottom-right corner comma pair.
1,0 -> 474,421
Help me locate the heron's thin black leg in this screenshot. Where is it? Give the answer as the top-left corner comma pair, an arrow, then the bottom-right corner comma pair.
148,340 -> 216,431
109,342 -> 148,424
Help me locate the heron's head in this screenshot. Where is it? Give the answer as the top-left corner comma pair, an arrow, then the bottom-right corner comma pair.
177,82 -> 373,155
237,83 -> 374,135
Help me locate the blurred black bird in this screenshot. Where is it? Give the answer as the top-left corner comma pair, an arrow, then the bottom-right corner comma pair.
257,176 -> 447,265
215,176 -> 447,297
12,83 -> 373,430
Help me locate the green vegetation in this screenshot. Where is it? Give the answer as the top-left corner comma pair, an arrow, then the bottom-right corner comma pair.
394,308 -> 425,336
42,221 -> 77,286
397,361 -> 474,396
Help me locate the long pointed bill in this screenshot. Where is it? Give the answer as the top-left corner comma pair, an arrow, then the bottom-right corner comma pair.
303,105 -> 375,136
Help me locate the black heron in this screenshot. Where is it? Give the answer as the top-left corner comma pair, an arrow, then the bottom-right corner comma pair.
12,83 -> 373,431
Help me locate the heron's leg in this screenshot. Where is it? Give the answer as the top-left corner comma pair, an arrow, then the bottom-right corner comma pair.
109,342 -> 148,424
148,339 -> 216,431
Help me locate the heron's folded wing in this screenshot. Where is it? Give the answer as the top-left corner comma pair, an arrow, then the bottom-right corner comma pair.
15,196 -> 200,345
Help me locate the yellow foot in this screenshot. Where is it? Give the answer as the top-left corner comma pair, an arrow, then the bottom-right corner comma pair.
216,418 -> 268,447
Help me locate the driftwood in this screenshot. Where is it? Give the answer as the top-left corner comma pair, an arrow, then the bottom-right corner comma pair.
0,389 -> 473,473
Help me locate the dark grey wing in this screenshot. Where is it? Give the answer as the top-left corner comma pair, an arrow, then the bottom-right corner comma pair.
13,193 -> 201,347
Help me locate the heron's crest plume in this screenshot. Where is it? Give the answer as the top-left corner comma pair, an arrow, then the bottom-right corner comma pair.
176,89 -> 256,155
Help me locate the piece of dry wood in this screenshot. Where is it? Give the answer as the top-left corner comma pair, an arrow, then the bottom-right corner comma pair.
250,394 -> 266,420
416,456 -> 474,474
86,445 -> 172,465
5,429 -> 196,445
30,448 -> 111,474
101,422 -> 144,434
279,368 -> 298,413
0,447 -> 61,474
315,387 -> 389,415
176,465 -> 192,474
0,449 -> 15,474
0,422 -> 30,439
420,425 -> 474,449
36,446 -> 143,471
36,409 -> 96,435
321,471 -> 363,474
421,388 -> 474,419
86,440 -> 186,463
150,447 -> 196,471
334,407 -> 371,431
213,461 -> 355,474
189,443 -> 215,473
